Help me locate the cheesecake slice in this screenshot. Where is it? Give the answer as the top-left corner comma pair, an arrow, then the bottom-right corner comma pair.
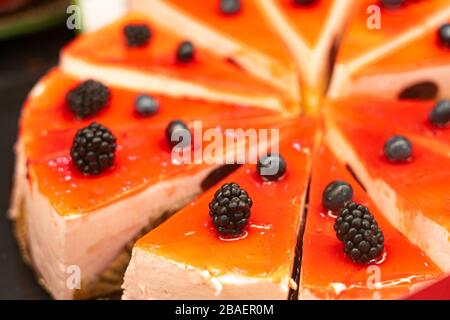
11,67 -> 286,299
325,108 -> 450,272
327,96 -> 450,157
328,0 -> 450,99
301,143 -> 443,299
334,22 -> 450,100
61,13 -> 293,113
122,120 -> 317,300
256,0 -> 354,111
128,0 -> 301,112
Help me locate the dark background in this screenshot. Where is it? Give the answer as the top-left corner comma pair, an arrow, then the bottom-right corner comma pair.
0,24 -> 73,299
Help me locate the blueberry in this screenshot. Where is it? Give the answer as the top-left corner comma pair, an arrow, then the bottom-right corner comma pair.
438,23 -> 450,48
380,0 -> 405,9
322,180 -> 353,211
135,94 -> 159,116
165,120 -> 191,148
293,0 -> 316,6
123,24 -> 151,47
429,100 -> 450,128
220,0 -> 241,15
257,153 -> 287,181
383,135 -> 412,162
176,41 -> 195,63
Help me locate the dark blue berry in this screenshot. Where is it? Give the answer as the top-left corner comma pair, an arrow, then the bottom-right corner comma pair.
176,41 -> 195,63
124,24 -> 151,47
384,135 -> 412,162
438,23 -> 450,48
257,153 -> 287,181
429,100 -> 450,128
381,0 -> 405,9
165,120 -> 191,149
293,0 -> 316,6
220,0 -> 241,15
322,180 -> 354,211
135,94 -> 159,116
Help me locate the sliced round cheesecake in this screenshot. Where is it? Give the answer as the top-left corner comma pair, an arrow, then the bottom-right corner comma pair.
9,1 -> 450,300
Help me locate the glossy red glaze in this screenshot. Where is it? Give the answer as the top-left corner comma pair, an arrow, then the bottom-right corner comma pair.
63,13 -> 286,103
166,0 -> 293,67
136,120 -> 316,278
271,0 -> 334,47
301,143 -> 443,299
356,22 -> 450,76
22,67 -> 288,216
330,116 -> 450,232
327,97 -> 450,154
338,0 -> 450,65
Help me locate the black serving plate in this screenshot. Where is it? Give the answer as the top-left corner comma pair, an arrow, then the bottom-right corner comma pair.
0,24 -> 73,299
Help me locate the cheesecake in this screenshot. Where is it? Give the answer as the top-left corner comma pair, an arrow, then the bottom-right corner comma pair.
300,142 -> 443,299
122,120 -> 317,299
61,13 -> 293,113
325,105 -> 450,272
128,0 -> 301,109
328,0 -> 450,99
332,22 -> 450,100
10,67 -> 286,299
256,0 -> 354,111
327,96 -> 450,157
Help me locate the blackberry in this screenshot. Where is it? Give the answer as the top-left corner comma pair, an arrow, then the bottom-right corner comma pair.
124,24 -> 151,47
438,23 -> 450,48
257,153 -> 287,181
135,94 -> 159,116
165,120 -> 191,149
334,202 -> 384,264
209,183 -> 252,237
220,0 -> 241,15
66,80 -> 110,119
380,0 -> 404,9
322,180 -> 353,211
429,99 -> 450,128
70,122 -> 116,175
383,135 -> 412,162
176,41 -> 195,63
